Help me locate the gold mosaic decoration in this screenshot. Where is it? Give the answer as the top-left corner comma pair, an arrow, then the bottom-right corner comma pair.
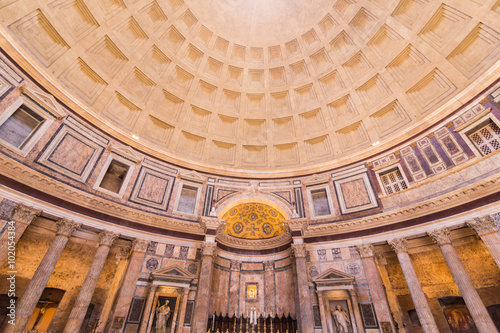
222,203 -> 286,239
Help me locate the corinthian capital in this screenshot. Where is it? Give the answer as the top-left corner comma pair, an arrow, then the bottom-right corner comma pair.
132,239 -> 150,253
56,219 -> 80,237
99,230 -> 120,247
201,241 -> 217,257
428,228 -> 451,246
356,244 -> 374,258
467,216 -> 498,236
291,243 -> 306,258
388,238 -> 408,254
11,203 -> 42,225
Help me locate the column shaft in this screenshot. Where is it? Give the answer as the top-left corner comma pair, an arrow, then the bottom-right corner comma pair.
360,255 -> 396,332
316,291 -> 328,333
139,285 -> 158,333
480,232 -> 500,268
176,288 -> 190,333
395,251 -> 439,333
349,289 -> 364,333
439,243 -> 498,333
264,261 -> 275,316
110,239 -> 149,332
3,219 -> 79,333
64,231 -> 117,333
294,253 -> 314,333
192,242 -> 216,332
228,261 -> 241,316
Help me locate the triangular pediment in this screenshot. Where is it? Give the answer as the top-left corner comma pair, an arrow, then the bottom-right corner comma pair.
108,145 -> 142,164
20,85 -> 66,120
152,264 -> 194,283
303,174 -> 330,186
313,268 -> 355,284
179,170 -> 206,183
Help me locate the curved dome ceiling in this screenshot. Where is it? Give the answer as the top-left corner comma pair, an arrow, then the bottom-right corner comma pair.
0,0 -> 499,177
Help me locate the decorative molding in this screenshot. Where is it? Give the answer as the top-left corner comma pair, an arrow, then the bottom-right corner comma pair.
19,85 -> 66,120
199,217 -> 225,233
428,227 -> 452,245
230,260 -> 242,271
291,243 -> 306,258
284,218 -> 308,233
201,241 -> 217,257
215,227 -> 292,250
107,145 -> 142,164
132,239 -> 150,253
179,170 -> 206,183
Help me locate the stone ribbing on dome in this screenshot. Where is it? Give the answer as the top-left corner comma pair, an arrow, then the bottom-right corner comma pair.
0,0 -> 499,177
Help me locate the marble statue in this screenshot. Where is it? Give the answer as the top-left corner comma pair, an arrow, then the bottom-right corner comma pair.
331,305 -> 351,333
155,301 -> 171,333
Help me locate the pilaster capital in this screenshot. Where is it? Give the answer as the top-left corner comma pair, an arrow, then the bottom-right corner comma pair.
56,219 -> 80,237
356,244 -> 374,258
199,217 -> 225,233
264,261 -> 274,271
283,218 -> 308,234
201,241 -> 217,257
291,243 -> 307,258
388,238 -> 408,254
11,203 -> 42,225
230,260 -> 242,271
467,216 -> 498,236
132,239 -> 150,253
428,228 -> 452,246
99,230 -> 120,247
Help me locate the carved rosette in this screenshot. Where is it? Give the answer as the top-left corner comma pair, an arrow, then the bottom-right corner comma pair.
291,243 -> 306,258
11,203 -> 42,225
428,228 -> 451,246
56,219 -> 81,237
99,230 -> 120,247
264,261 -> 274,271
356,244 -> 374,258
201,241 -> 217,257
388,238 -> 408,254
230,260 -> 242,271
467,216 -> 498,236
132,239 -> 150,253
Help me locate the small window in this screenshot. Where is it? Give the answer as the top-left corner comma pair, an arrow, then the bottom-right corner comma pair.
0,105 -> 45,149
0,98 -> 53,156
177,185 -> 199,215
98,160 -> 130,194
467,121 -> 500,156
380,168 -> 408,195
310,188 -> 331,216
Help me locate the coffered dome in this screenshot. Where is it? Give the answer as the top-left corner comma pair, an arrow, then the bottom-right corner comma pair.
0,0 -> 499,177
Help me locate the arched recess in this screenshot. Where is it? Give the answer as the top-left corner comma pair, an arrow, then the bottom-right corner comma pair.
215,194 -> 292,220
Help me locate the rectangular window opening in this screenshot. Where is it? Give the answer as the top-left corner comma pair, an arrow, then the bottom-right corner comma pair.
380,168 -> 407,195
0,105 -> 45,149
467,120 -> 500,156
98,160 -> 130,193
310,188 -> 331,216
177,185 -> 198,214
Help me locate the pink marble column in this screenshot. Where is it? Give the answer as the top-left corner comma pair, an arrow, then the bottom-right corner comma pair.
428,228 -> 499,333
357,244 -> 396,332
109,238 -> 149,332
192,241 -> 217,332
291,243 -> 314,333
3,218 -> 80,333
63,230 -> 119,333
348,289 -> 365,333
138,284 -> 158,333
0,204 -> 41,266
316,290 -> 328,333
228,260 -> 241,315
176,287 -> 191,333
467,216 -> 500,268
388,238 -> 439,333
264,260 -> 275,316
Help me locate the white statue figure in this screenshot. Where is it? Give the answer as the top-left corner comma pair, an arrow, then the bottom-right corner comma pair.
155,301 -> 171,333
331,305 -> 351,333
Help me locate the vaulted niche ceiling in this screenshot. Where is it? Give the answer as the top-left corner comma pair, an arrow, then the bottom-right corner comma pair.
0,0 -> 499,177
